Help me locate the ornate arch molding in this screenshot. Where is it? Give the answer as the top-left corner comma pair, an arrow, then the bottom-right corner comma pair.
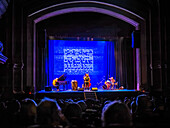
28,1 -> 144,28
26,0 -> 145,89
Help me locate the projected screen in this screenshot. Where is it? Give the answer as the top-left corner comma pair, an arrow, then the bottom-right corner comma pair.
64,49 -> 93,74
48,40 -> 114,89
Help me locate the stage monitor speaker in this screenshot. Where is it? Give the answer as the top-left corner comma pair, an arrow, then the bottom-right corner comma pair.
91,87 -> 98,91
78,88 -> 84,91
132,30 -> 140,48
45,86 -> 52,91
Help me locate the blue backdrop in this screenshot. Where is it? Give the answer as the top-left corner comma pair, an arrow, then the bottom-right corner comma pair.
47,40 -> 116,89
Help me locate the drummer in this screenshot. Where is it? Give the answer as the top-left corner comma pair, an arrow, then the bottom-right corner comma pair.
104,80 -> 112,90
109,77 -> 117,90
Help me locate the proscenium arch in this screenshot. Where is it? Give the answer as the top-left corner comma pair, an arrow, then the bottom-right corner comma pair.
34,7 -> 140,29
29,0 -> 144,28
27,1 -> 145,91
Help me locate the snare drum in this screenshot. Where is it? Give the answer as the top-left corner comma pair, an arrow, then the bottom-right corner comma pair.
71,80 -> 78,91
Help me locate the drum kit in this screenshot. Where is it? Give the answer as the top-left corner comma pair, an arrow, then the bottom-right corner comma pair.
102,77 -> 118,90
103,80 -> 112,90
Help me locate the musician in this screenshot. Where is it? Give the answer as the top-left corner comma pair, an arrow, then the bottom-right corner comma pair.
52,78 -> 59,91
83,73 -> 91,90
104,80 -> 112,90
109,77 -> 117,90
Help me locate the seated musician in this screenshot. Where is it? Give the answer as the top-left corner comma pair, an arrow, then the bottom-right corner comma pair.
52,78 -> 59,91
109,77 -> 117,90
103,80 -> 111,90
83,73 -> 91,90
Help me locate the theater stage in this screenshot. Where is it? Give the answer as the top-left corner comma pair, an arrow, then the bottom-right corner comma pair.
36,89 -> 143,100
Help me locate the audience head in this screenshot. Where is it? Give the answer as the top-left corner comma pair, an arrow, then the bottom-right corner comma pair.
0,102 -> 7,125
37,97 -> 65,127
77,100 -> 87,112
130,100 -> 136,114
136,94 -> 153,115
0,101 -> 6,112
85,98 -> 96,109
5,99 -> 21,114
19,98 -> 37,126
101,100 -> 133,127
64,103 -> 82,120
104,100 -> 112,106
57,99 -> 65,112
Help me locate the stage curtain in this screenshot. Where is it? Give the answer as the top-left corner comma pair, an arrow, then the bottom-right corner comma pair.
106,41 -> 116,80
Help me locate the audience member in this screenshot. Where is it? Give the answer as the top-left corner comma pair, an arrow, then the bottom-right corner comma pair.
0,101 -> 8,127
85,98 -> 96,109
17,98 -> 37,127
36,97 -> 69,128
135,94 -> 154,121
1,93 -> 169,128
101,100 -> 133,128
5,99 -> 21,127
77,100 -> 87,112
64,103 -> 85,127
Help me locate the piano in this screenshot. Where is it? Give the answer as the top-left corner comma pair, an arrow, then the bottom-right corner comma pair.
56,73 -> 68,90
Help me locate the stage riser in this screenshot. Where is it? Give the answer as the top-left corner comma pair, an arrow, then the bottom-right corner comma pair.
35,90 -> 141,100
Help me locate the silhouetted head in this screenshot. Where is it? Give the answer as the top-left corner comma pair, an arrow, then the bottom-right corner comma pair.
19,98 -> 37,126
5,99 -> 21,114
37,97 -> 65,127
64,103 -> 82,121
135,94 -> 154,118
101,100 -> 133,127
77,100 -> 87,112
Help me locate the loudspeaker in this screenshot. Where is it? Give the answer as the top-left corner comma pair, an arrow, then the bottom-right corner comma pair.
45,86 -> 52,91
132,30 -> 140,48
91,87 -> 98,91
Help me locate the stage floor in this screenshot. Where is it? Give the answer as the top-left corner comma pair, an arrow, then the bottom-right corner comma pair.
36,89 -> 142,100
